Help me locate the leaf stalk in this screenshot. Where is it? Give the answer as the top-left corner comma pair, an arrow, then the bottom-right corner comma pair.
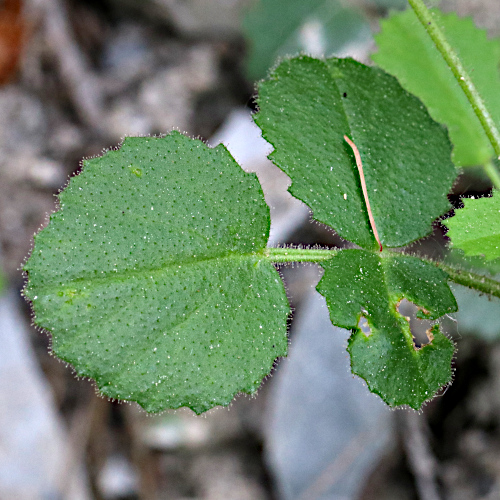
264,247 -> 337,263
431,261 -> 500,299
265,247 -> 500,299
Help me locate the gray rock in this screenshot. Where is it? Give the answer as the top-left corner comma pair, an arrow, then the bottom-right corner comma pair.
0,292 -> 91,500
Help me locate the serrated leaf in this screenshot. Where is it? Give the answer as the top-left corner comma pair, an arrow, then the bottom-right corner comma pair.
317,250 -> 457,409
255,56 -> 456,249
372,9 -> 500,167
446,191 -> 500,261
242,0 -> 369,81
23,132 -> 290,414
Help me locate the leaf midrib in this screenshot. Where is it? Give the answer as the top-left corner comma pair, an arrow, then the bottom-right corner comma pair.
29,249 -> 267,295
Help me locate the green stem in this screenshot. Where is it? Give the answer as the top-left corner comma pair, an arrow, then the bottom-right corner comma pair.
264,247 -> 337,263
434,262 -> 500,299
264,246 -> 500,298
407,0 -> 500,189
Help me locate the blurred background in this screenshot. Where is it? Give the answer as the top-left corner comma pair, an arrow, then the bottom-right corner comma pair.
2,0 -> 500,498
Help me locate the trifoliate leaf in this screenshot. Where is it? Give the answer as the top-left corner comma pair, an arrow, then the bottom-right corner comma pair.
373,9 -> 500,167
255,56 -> 456,249
317,250 -> 457,409
446,191 -> 500,261
24,132 -> 290,414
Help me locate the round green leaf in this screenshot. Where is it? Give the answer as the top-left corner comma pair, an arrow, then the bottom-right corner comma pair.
24,132 -> 290,414
255,56 -> 456,249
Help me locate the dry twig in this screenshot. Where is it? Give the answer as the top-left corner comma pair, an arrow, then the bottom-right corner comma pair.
25,0 -> 105,131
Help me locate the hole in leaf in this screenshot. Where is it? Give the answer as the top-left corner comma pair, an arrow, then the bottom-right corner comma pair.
358,315 -> 371,337
397,299 -> 435,349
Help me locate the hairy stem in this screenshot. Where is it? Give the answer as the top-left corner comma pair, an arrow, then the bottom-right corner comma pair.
433,261 -> 500,299
264,247 -> 337,263
407,0 -> 500,189
264,247 -> 500,298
